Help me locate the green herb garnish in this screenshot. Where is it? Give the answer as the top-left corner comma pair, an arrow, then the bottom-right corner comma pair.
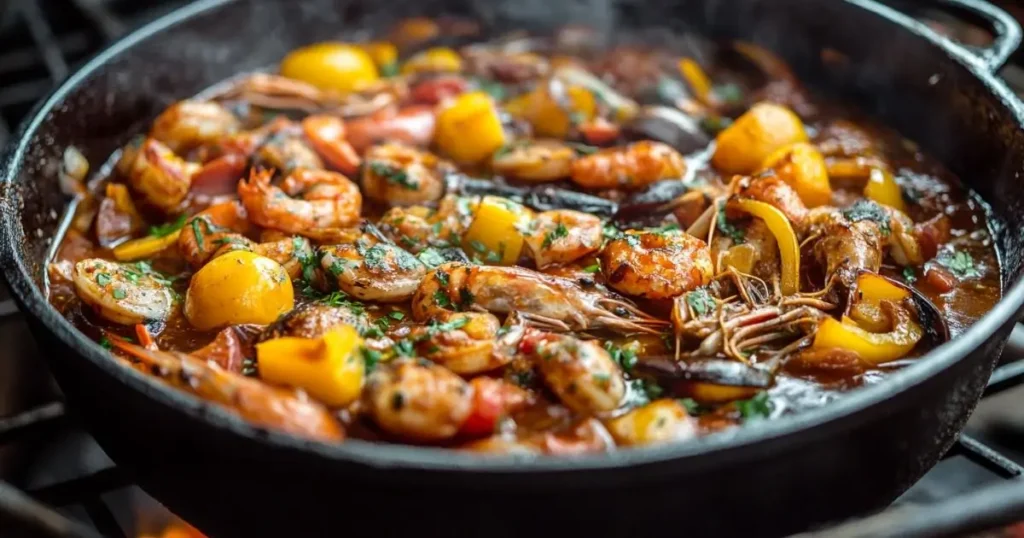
686,287 -> 715,317
542,223 -> 569,249
368,161 -> 417,190
938,249 -> 981,279
842,200 -> 891,236
148,214 -> 187,238
736,391 -> 773,422
717,201 -> 745,243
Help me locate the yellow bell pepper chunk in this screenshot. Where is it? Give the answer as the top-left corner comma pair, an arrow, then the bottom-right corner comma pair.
435,91 -> 507,163
257,325 -> 365,407
864,168 -> 906,213
462,196 -> 531,265
730,198 -> 801,295
849,272 -> 911,333
719,243 -> 757,274
678,58 -> 713,103
280,42 -> 379,93
687,383 -> 760,404
113,230 -> 181,261
504,84 -> 596,138
401,47 -> 463,74
856,272 -> 909,304
605,400 -> 695,446
760,142 -> 832,207
184,251 -> 294,330
713,102 -> 808,174
360,41 -> 399,75
813,315 -> 922,365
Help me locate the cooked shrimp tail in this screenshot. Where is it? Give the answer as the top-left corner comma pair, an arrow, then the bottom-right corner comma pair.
106,335 -> 344,441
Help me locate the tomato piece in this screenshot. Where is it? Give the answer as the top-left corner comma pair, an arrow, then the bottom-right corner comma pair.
460,378 -> 506,436
411,75 -> 470,105
191,154 -> 247,196
924,266 -> 956,293
345,105 -> 436,153
578,118 -> 621,146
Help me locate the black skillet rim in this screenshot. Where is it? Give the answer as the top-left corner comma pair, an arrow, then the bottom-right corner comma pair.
2,0 -> 1024,474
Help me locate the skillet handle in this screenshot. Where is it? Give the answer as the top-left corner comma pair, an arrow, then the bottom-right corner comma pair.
930,0 -> 1023,72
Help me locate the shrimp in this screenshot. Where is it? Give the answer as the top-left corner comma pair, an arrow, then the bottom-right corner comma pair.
260,302 -> 369,341
302,115 -> 361,175
600,229 -> 713,300
345,104 -> 437,153
522,331 -> 626,414
73,259 -> 175,325
360,143 -> 451,207
237,167 -> 362,241
462,418 -> 613,455
807,200 -> 933,286
410,311 -> 527,374
122,138 -> 200,213
521,209 -> 603,268
319,232 -> 427,302
109,338 -> 343,441
412,263 -> 667,334
491,140 -> 576,182
569,141 -> 686,190
806,205 -> 885,286
378,195 -> 476,253
362,358 -> 473,441
256,129 -> 324,174
178,202 -> 254,267
149,100 -> 240,153
734,173 -> 809,231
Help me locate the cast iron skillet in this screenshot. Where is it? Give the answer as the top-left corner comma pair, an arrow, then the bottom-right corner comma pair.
3,0 -> 1024,536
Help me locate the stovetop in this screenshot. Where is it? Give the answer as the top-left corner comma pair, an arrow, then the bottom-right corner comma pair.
5,1 -> 1024,537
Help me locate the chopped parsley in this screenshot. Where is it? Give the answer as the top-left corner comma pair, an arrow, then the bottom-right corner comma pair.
361,347 -> 382,371
686,287 -> 715,317
389,311 -> 405,321
937,249 -> 981,279
902,267 -> 917,284
301,286 -> 365,314
542,223 -> 569,249
99,336 -> 113,350
569,143 -> 599,155
604,341 -> 638,372
433,289 -> 453,309
842,200 -> 891,236
678,398 -> 701,415
368,161 -> 418,190
392,339 -> 416,357
736,391 -> 773,422
363,245 -> 390,268
95,272 -> 112,287
148,214 -> 187,238
717,201 -> 744,243
492,143 -> 517,160
292,237 -> 318,282
435,269 -> 450,287
602,222 -> 623,242
713,83 -> 744,105
469,240 -> 487,253
112,288 -> 127,300
475,78 -> 506,101
625,378 -> 665,406
417,248 -> 447,268
583,262 -> 601,273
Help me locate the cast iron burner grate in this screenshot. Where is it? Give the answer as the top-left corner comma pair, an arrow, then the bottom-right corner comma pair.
4,1 -> 1024,537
